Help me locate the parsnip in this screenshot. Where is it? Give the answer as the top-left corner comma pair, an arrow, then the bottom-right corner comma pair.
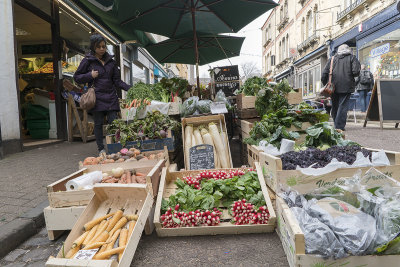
82,224 -> 98,247
106,209 -> 124,232
191,133 -> 196,148
208,123 -> 229,168
93,246 -> 126,260
83,242 -> 107,250
72,231 -> 89,249
106,229 -> 121,253
118,229 -> 128,262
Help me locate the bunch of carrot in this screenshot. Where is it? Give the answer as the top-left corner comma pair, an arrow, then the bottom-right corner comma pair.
126,99 -> 151,109
64,209 -> 138,261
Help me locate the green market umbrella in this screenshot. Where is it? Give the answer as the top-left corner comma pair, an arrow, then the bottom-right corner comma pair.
118,0 -> 277,88
145,35 -> 245,66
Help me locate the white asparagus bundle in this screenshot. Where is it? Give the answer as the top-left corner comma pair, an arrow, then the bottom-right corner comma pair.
191,133 -> 197,148
185,125 -> 193,169
208,123 -> 229,168
200,128 -> 220,168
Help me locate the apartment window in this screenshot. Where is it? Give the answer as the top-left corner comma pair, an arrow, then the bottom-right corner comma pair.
271,55 -> 275,66
286,34 -> 289,59
284,0 -> 288,18
314,6 -> 318,32
280,6 -> 284,21
282,39 -> 286,61
307,11 -> 313,38
301,18 -> 305,42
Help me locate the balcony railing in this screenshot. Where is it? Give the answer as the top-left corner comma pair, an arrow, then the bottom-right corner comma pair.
297,33 -> 319,52
337,0 -> 367,21
277,15 -> 289,31
264,38 -> 272,47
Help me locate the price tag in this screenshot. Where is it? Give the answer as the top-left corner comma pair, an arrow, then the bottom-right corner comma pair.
73,249 -> 99,260
190,145 -> 215,170
210,102 -> 228,114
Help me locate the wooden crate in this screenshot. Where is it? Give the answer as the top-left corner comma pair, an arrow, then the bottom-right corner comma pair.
181,114 -> 233,170
247,144 -> 263,167
153,163 -> 276,237
287,88 -> 303,105
47,160 -> 166,208
44,206 -> 86,240
79,147 -> 169,170
237,108 -> 259,119
240,119 -> 260,139
46,184 -> 153,267
276,197 -> 400,267
259,148 -> 400,193
236,94 -> 256,110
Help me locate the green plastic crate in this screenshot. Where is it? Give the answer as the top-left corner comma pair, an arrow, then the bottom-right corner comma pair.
27,119 -> 50,130
26,104 -> 49,120
29,128 -> 49,139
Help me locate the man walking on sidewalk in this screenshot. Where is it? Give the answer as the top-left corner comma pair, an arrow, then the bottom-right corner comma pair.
322,44 -> 361,131
356,64 -> 374,113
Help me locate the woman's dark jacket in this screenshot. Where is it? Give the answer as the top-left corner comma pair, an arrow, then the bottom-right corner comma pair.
321,51 -> 361,94
74,52 -> 130,112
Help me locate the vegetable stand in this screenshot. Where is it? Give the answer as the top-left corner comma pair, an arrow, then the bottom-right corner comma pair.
182,114 -> 233,170
153,163 -> 276,236
46,184 -> 153,267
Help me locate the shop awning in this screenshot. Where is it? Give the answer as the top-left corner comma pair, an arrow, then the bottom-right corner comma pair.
66,0 -> 153,46
293,45 -> 327,66
274,67 -> 293,81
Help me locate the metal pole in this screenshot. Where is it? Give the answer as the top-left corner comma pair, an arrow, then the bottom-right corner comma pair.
191,0 -> 201,93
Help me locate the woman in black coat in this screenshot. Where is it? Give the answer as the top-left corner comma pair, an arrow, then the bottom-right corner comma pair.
74,34 -> 131,155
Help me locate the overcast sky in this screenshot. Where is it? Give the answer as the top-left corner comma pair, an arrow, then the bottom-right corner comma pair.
198,11 -> 271,78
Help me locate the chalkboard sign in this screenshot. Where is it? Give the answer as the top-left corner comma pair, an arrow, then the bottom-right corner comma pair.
364,79 -> 400,129
189,145 -> 215,170
213,65 -> 240,96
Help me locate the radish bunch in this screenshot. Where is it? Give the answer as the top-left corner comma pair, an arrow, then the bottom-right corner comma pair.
231,199 -> 270,225
182,169 -> 254,189
161,205 -> 222,228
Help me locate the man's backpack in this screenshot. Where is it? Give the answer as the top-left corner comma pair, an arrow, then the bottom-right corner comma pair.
360,70 -> 372,85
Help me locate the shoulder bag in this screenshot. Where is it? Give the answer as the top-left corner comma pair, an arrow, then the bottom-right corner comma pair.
80,77 -> 96,110
320,56 -> 335,97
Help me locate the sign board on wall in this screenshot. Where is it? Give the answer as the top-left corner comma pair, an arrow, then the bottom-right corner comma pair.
370,43 -> 390,57
213,65 -> 240,96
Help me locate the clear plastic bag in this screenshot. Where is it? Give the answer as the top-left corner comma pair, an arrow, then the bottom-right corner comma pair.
215,89 -> 231,108
197,100 -> 212,114
307,197 -> 376,256
181,96 -> 199,117
291,207 -> 347,259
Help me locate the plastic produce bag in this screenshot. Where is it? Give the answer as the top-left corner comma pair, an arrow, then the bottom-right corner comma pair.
197,100 -> 212,114
147,101 -> 171,115
372,150 -> 391,166
215,89 -> 231,108
307,197 -> 376,255
291,207 -> 347,259
181,96 -> 199,117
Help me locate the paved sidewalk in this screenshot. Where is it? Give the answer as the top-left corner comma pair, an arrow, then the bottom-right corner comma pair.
0,141 -> 98,258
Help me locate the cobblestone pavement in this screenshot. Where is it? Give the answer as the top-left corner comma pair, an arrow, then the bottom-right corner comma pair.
2,121 -> 400,266
0,141 -> 98,227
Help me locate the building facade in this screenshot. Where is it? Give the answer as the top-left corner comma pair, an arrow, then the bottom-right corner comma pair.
262,0 -> 399,99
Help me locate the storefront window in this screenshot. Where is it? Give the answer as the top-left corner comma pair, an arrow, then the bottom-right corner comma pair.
308,69 -> 314,96
303,72 -> 308,96
30,0 -> 52,16
359,29 -> 400,79
298,65 -> 321,98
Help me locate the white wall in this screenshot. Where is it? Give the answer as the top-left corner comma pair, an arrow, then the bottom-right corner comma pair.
0,0 -> 20,141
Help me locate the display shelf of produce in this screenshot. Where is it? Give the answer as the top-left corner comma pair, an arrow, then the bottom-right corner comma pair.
46,184 -> 153,267
106,130 -> 177,154
47,159 -> 166,209
182,114 -> 233,170
276,196 -> 400,267
153,163 -> 276,237
260,148 -> 400,192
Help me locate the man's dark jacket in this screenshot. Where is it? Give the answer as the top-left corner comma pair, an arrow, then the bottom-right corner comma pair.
322,49 -> 361,94
74,52 -> 130,112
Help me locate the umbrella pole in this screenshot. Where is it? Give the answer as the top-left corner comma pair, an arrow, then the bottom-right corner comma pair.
191,0 -> 201,94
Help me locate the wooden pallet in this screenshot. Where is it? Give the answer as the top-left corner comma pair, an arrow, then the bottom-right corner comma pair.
153,163 -> 276,237
46,184 -> 153,267
259,148 -> 400,192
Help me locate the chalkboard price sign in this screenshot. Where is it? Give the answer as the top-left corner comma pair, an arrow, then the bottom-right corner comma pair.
189,145 -> 215,170
213,65 -> 240,96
